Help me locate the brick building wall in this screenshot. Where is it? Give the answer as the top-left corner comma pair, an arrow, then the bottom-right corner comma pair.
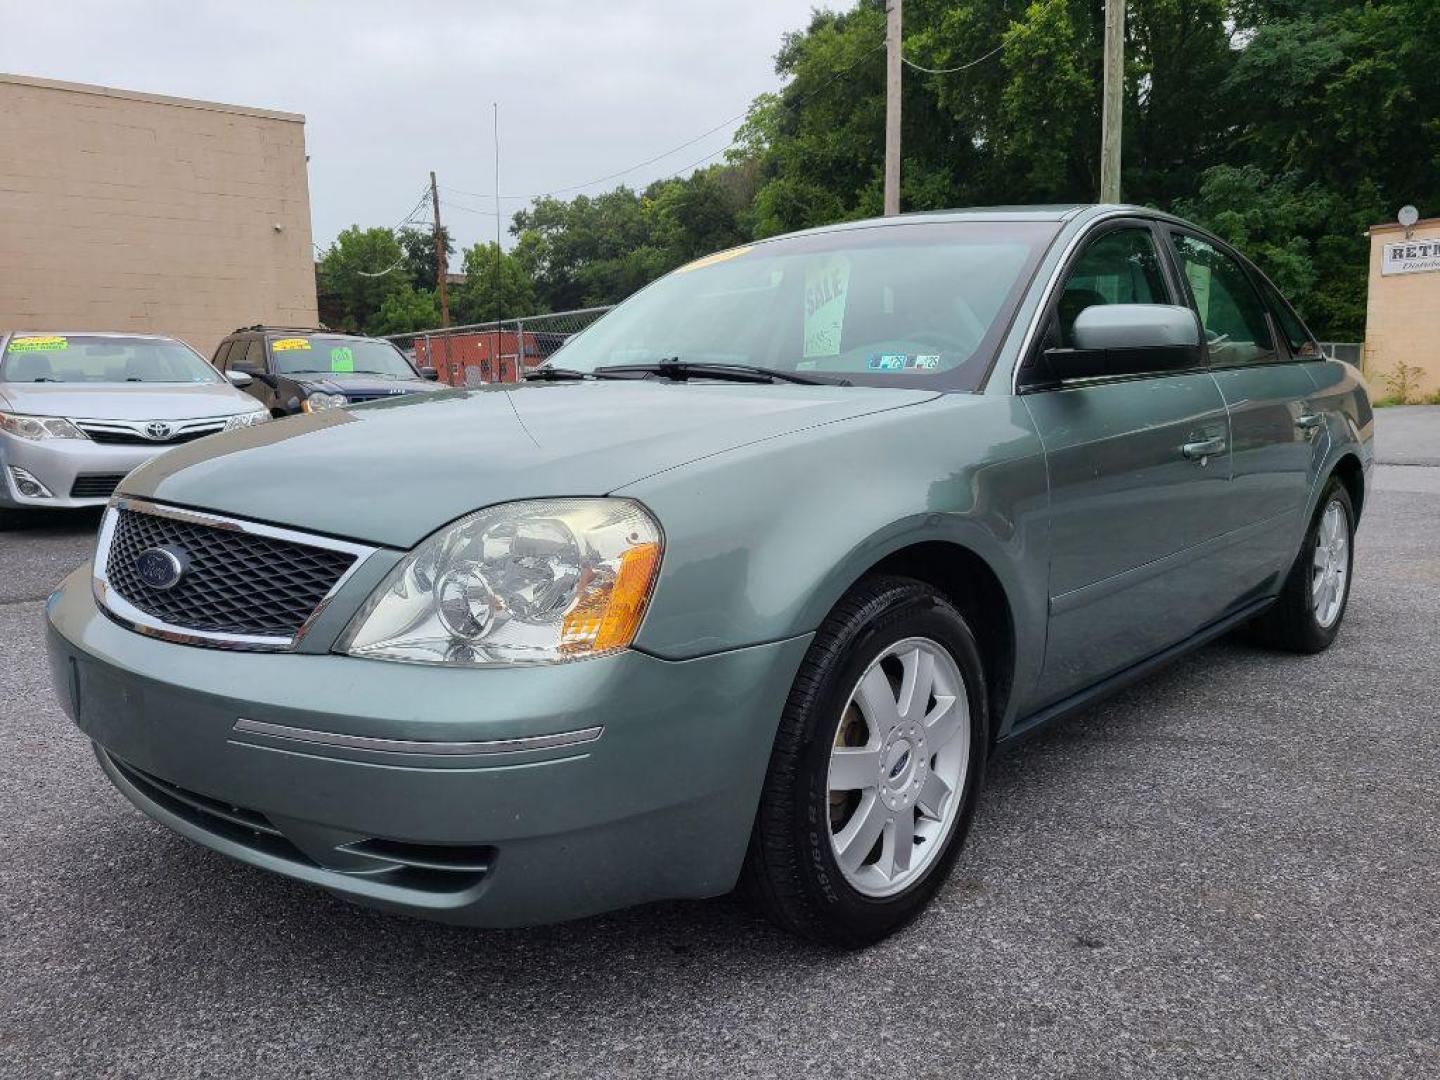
0,73 -> 317,358
1364,217 -> 1440,400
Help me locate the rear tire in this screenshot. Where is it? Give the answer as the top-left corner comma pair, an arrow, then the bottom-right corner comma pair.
741,576 -> 988,945
1247,477 -> 1354,654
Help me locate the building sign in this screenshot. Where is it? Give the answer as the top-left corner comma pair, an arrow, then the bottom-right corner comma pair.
1382,238 -> 1440,276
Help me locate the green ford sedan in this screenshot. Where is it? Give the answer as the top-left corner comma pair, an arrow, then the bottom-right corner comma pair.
45,206 -> 1373,943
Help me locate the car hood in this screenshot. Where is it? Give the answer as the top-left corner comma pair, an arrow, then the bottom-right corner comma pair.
291,373 -> 444,397
0,381 -> 259,420
121,380 -> 939,547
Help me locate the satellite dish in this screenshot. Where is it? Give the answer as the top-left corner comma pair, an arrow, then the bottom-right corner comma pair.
1399,204 -> 1419,237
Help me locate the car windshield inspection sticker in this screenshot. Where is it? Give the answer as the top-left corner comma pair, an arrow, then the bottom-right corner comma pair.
866,353 -> 908,371
8,335 -> 68,352
804,255 -> 851,358
329,346 -> 355,372
272,338 -> 312,352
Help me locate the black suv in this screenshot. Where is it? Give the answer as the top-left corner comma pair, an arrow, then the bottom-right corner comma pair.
212,327 -> 443,416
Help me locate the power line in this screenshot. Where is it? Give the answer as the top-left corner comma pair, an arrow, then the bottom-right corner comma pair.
410,32 -> 999,235
437,38 -> 888,206
440,198 -> 499,216
901,41 -> 1004,76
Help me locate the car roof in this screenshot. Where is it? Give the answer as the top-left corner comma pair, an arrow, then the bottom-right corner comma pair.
753,203 -> 1186,247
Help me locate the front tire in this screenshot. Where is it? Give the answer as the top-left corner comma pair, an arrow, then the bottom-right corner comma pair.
741,576 -> 988,945
1248,477 -> 1355,653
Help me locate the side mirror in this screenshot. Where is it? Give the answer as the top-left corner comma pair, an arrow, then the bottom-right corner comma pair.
225,370 -> 253,389
1036,304 -> 1202,385
420,366 -> 440,381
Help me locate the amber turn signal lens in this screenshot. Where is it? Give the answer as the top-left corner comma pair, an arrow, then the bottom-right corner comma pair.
560,541 -> 662,656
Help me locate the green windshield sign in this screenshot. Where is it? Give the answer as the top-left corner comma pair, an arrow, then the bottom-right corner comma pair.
329,346 -> 355,373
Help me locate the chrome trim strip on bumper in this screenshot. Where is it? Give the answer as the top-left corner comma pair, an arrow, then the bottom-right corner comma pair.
232,718 -> 605,756
92,496 -> 379,652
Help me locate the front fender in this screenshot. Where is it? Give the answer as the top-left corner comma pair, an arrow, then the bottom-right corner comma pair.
618,394 -> 1050,721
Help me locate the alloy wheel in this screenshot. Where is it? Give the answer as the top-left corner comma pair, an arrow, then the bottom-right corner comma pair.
826,636 -> 970,897
1311,500 -> 1350,629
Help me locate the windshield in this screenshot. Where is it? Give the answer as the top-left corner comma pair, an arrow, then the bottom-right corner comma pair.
0,334 -> 221,384
549,220 -> 1057,389
270,335 -> 418,378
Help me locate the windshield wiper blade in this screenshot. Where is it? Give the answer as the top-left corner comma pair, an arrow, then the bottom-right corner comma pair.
524,366 -> 593,382
594,360 -> 849,386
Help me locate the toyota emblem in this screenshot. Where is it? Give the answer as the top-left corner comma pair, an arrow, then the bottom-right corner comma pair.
143,420 -> 175,441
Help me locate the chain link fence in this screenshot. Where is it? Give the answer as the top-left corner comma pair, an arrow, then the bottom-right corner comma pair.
385,306 -> 614,386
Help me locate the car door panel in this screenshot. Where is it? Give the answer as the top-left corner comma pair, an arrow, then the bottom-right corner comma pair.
1208,363 -> 1323,589
1166,231 -> 1327,592
1026,374 -> 1234,704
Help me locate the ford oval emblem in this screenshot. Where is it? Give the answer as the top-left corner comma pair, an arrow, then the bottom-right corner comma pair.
135,546 -> 188,591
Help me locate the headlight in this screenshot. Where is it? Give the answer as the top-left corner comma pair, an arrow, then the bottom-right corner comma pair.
340,498 -> 663,667
302,392 -> 347,412
223,409 -> 272,431
0,412 -> 87,440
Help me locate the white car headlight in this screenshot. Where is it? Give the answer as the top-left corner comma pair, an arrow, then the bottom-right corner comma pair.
223,409 -> 272,431
302,392 -> 347,412
0,412 -> 87,440
340,498 -> 663,667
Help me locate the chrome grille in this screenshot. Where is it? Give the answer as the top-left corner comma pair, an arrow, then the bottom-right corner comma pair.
99,501 -> 369,644
75,417 -> 229,445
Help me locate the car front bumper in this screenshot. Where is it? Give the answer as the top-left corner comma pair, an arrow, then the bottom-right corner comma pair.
45,566 -> 810,926
0,432 -> 164,509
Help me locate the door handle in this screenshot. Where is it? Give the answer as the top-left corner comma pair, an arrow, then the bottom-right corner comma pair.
1182,437 -> 1226,461
1296,412 -> 1324,430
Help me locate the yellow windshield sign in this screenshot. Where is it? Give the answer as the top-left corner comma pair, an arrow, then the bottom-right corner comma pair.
272,337 -> 312,352
676,246 -> 753,274
8,335 -> 68,352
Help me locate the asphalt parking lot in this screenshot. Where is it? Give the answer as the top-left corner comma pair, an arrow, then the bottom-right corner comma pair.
2,408 -> 1437,1079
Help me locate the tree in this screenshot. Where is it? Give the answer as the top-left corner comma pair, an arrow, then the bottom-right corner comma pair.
371,283 -> 441,336
397,225 -> 454,292
315,227 -> 411,334
451,243 -> 537,324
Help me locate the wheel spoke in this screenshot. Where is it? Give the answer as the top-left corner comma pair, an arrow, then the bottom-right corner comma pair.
896,647 -> 936,722
855,665 -> 900,736
1313,546 -> 1328,571
829,747 -> 881,791
915,771 -> 952,819
881,813 -> 915,878
923,693 -> 964,750
834,793 -> 888,872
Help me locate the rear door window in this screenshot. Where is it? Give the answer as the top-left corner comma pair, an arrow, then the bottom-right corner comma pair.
1169,233 -> 1277,366
1260,280 -> 1320,359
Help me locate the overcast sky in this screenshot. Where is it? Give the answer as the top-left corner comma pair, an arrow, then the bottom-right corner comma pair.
0,0 -> 829,254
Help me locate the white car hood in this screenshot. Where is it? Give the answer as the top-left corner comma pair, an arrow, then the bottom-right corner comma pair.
0,381 -> 258,420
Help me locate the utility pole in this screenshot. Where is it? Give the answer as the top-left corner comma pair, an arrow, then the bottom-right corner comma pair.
884,0 -> 902,216
430,170 -> 450,328
1099,0 -> 1124,204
